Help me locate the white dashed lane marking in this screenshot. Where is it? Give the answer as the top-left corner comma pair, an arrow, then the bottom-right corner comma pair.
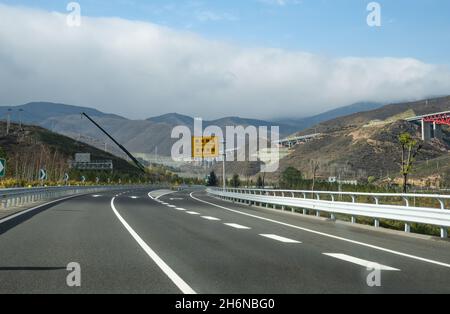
323,253 -> 400,271
186,211 -> 200,215
260,234 -> 301,244
224,223 -> 251,230
201,216 -> 221,221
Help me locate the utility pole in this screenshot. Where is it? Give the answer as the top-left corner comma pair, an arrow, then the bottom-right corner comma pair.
6,109 -> 12,135
18,109 -> 24,130
222,138 -> 226,190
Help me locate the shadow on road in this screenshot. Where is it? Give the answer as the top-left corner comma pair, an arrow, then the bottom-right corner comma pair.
0,267 -> 66,271
0,198 -> 78,235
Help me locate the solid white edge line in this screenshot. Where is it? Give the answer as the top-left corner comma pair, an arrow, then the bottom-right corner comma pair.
323,253 -> 400,271
0,194 -> 85,225
190,192 -> 450,269
260,234 -> 301,244
110,197 -> 196,294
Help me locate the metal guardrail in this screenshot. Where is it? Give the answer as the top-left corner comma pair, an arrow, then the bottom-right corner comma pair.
0,185 -> 149,210
207,188 -> 450,238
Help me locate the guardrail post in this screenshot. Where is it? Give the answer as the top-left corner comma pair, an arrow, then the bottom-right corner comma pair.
403,197 -> 410,207
374,219 -> 380,228
405,223 -> 411,233
441,227 -> 448,239
351,195 -> 356,223
330,213 -> 336,221
403,198 -> 411,233
273,192 -> 277,209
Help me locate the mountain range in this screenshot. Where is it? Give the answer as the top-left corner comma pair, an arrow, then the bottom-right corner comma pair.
0,101 -> 383,157
1,96 -> 449,186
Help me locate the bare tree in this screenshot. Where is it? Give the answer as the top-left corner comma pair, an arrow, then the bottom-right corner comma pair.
399,132 -> 422,193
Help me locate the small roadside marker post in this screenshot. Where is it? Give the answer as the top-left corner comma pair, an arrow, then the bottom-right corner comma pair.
64,173 -> 70,185
39,169 -> 47,184
0,159 -> 6,178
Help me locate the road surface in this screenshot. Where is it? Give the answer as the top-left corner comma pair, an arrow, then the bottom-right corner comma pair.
1,187 -> 450,294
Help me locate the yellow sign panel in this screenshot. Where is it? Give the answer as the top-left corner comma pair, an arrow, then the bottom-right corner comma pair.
192,136 -> 219,158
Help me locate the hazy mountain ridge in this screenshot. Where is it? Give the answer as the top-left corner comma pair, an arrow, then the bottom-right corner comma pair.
0,101 -> 382,157
0,102 -> 124,124
0,99 -> 437,159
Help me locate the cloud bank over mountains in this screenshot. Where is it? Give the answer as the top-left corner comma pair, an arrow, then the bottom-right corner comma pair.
0,3 -> 449,120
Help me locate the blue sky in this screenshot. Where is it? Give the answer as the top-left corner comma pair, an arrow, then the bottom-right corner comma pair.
1,1 -> 449,119
2,0 -> 450,65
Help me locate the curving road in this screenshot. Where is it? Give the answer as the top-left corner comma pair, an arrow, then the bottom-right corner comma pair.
1,187 -> 450,294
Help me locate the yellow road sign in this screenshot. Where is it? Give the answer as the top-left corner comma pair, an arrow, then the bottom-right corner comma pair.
192,136 -> 219,158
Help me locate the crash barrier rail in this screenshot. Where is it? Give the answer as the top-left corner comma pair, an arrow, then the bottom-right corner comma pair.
0,185 -> 152,210
207,188 -> 450,238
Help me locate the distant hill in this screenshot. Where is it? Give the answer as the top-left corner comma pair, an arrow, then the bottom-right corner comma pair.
147,113 -> 193,126
274,102 -> 383,135
0,121 -> 148,185
0,102 -> 124,125
270,96 -> 450,187
296,96 -> 450,135
0,100 -> 409,159
0,102 -> 304,157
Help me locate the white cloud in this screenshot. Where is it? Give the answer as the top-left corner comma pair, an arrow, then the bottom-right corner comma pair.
0,3 -> 449,120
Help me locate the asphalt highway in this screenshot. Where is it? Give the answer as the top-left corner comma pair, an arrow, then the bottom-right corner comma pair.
1,187 -> 450,294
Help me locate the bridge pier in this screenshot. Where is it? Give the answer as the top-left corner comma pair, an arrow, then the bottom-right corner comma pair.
421,120 -> 443,142
433,122 -> 443,140
421,120 -> 432,141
